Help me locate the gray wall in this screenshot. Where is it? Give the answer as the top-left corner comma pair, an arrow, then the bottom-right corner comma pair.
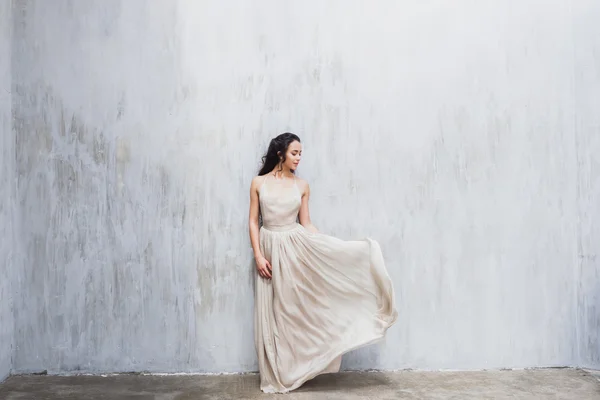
8,0 -> 600,374
574,0 -> 600,368
0,0 -> 14,382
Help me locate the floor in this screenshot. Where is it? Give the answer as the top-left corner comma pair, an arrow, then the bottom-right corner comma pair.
0,369 -> 599,400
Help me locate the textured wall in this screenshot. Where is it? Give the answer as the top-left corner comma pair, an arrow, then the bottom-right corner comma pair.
574,0 -> 600,370
9,0 -> 600,374
0,0 -> 14,382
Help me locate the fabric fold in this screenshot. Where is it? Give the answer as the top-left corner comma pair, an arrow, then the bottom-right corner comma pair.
255,223 -> 398,393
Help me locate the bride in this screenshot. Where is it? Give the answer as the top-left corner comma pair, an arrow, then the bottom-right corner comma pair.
248,132 -> 398,393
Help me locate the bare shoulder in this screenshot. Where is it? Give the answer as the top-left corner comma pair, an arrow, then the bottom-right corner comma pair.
251,175 -> 263,186
250,175 -> 266,192
296,177 -> 310,195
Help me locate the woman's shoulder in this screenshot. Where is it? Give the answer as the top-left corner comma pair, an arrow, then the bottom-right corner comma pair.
251,175 -> 267,187
295,177 -> 310,191
295,176 -> 308,185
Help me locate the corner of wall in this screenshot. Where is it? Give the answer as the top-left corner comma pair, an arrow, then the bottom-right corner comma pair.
0,0 -> 15,385
8,0 -> 21,380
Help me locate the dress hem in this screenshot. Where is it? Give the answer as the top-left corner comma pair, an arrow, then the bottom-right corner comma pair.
260,321 -> 396,394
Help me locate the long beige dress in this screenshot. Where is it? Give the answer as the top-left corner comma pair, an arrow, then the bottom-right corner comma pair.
254,175 -> 398,393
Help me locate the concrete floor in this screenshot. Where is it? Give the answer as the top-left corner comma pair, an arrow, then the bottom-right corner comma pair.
0,369 -> 599,400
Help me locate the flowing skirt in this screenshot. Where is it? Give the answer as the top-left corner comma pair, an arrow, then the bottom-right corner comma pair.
254,223 -> 398,393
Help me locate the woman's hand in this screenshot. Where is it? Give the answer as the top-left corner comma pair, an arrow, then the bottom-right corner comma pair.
255,255 -> 272,279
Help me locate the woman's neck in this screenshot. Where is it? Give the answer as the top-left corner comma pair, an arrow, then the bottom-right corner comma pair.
270,165 -> 294,179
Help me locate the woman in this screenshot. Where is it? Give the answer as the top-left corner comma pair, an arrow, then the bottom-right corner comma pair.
249,132 -> 398,393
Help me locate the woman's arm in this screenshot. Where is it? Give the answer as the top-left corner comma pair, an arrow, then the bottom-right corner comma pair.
298,180 -> 319,233
249,177 -> 272,278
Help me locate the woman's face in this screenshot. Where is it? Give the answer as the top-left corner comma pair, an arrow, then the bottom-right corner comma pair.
283,140 -> 302,171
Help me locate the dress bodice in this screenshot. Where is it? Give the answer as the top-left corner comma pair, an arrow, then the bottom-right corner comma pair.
259,175 -> 301,230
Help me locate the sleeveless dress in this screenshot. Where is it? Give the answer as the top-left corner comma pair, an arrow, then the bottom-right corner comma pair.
254,175 -> 398,393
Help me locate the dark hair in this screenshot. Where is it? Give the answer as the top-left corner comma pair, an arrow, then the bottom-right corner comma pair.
258,132 -> 301,176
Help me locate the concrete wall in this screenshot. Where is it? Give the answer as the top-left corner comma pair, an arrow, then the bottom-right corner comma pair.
9,0 -> 600,374
573,0 -> 600,369
0,0 -> 14,382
